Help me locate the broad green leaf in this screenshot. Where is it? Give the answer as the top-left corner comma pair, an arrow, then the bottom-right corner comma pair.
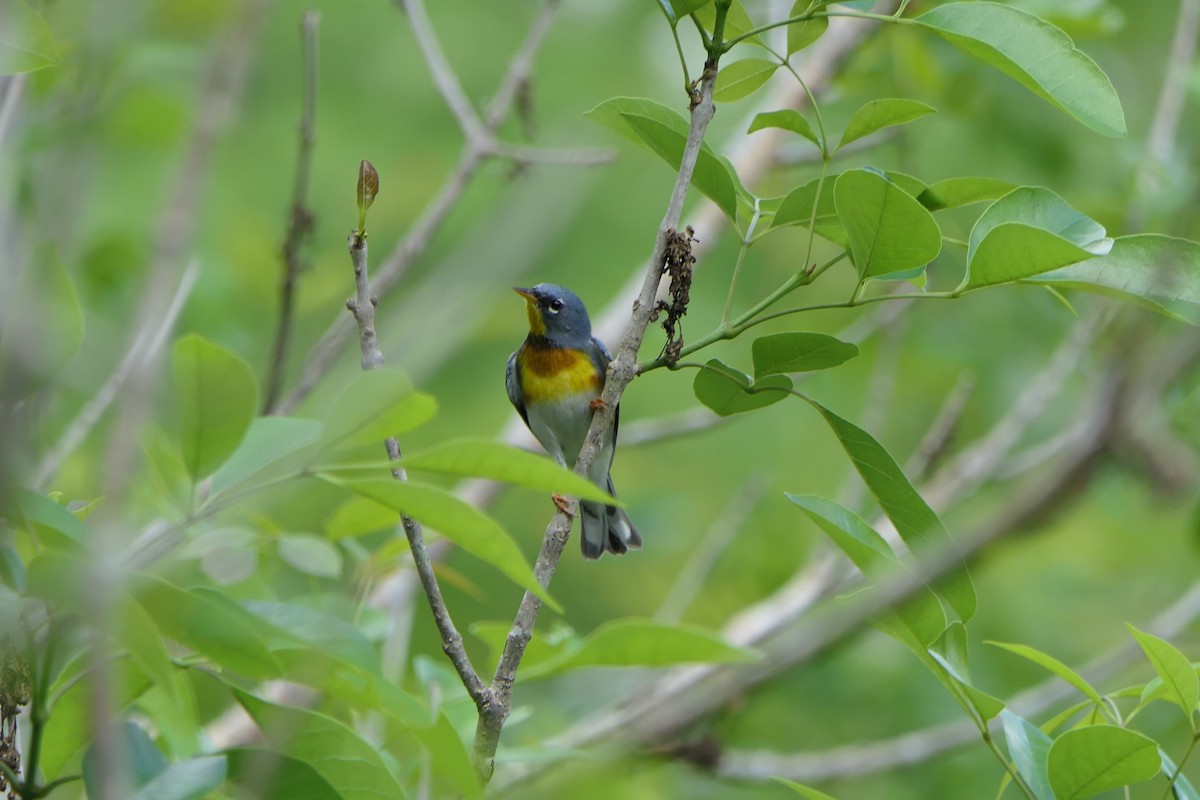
172,334 -> 258,480
775,778 -> 842,799
786,494 -> 944,646
917,177 -> 1017,211
0,246 -> 82,398
986,641 -> 1105,708
621,113 -> 739,219
748,109 -> 821,150
834,168 -> 942,281
471,620 -> 575,676
133,575 -> 280,678
0,0 -> 60,74
1047,725 -> 1159,799
326,496 -> 399,540
133,756 -> 227,800
929,622 -> 1005,724
963,224 -> 1093,292
1160,748 -> 1200,800
752,333 -> 858,378
769,176 -> 844,244
277,533 -> 343,579
83,721 -> 167,792
243,600 -> 380,674
41,661 -> 152,780
321,476 -> 558,610
658,0 -> 712,27
319,369 -> 436,452
412,712 -> 483,800
400,439 -> 617,503
786,2 -> 828,55
1127,624 -> 1199,725
236,691 -> 407,800
11,489 -> 85,548
968,187 -> 1109,261
1029,235 -> 1200,321
210,417 -> 323,494
695,0 -> 761,45
915,2 -> 1126,137
1000,710 -> 1055,800
807,399 -> 976,622
525,618 -> 759,677
837,98 -> 935,151
714,58 -> 778,103
586,96 -> 690,146
693,359 -> 792,417
224,747 -> 344,800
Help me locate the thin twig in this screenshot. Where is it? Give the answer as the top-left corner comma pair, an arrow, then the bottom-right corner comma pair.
33,262 -> 200,490
277,0 -> 565,414
343,227 -> 487,706
263,10 -> 320,413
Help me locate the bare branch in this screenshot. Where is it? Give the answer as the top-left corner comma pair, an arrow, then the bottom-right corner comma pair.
396,0 -> 487,145
263,10 -> 320,413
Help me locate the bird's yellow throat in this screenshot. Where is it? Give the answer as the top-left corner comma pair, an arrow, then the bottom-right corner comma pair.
524,297 -> 546,336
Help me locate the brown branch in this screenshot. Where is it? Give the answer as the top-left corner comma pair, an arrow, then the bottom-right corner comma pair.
263,10 -> 320,413
343,225 -> 487,708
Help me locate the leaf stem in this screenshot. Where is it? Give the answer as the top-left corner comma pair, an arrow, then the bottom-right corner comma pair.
1163,731 -> 1200,799
722,197 -> 763,324
723,8 -> 913,52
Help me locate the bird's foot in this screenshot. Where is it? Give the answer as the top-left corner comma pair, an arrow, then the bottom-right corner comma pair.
552,493 -> 574,515
589,397 -> 609,412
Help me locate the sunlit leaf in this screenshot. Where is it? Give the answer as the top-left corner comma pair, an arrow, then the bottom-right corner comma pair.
0,0 -> 60,74
748,109 -> 821,149
915,2 -> 1126,137
693,359 -> 792,417
1000,710 -> 1055,800
210,417 -> 323,494
714,58 -> 778,103
172,334 -> 258,480
837,98 -> 935,152
319,369 -> 436,452
326,496 -> 398,540
620,113 -> 739,219
752,332 -> 858,378
986,641 -> 1105,708
928,623 -> 1005,723
1127,624 -> 1199,725
834,168 -> 942,281
786,2 -> 828,55
1047,725 -> 1159,798
917,177 -> 1017,211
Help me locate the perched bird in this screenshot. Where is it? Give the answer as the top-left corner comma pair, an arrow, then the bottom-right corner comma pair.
506,284 -> 641,559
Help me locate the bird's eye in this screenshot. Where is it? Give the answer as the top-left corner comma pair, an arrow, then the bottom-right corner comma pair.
548,298 -> 565,314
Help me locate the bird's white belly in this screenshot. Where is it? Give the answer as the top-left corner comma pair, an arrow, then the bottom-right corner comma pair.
527,391 -> 613,484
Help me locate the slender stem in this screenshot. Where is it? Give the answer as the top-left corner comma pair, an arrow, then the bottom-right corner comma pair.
1163,731 -> 1200,799
33,775 -> 83,798
722,198 -> 762,324
669,23 -> 692,88
983,730 -> 1039,800
724,9 -> 912,51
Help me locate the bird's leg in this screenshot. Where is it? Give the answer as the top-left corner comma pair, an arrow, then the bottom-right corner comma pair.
589,397 -> 609,412
552,493 -> 574,515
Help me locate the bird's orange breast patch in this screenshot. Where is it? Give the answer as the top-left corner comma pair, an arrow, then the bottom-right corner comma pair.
519,344 -> 602,404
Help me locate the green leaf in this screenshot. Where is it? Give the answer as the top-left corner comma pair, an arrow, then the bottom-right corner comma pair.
1047,725 -> 1159,799
1028,235 -> 1200,320
620,113 -> 739,219
326,496 -> 399,540
774,778 -> 842,799
748,109 -> 821,150
915,2 -> 1126,137
986,641 -> 1105,708
0,0 -> 60,74
133,757 -> 228,800
132,575 -> 280,678
243,600 -> 381,674
1160,748 -> 1200,800
321,476 -> 558,610
412,712 -> 483,800
1000,710 -> 1055,800
277,534 -> 343,579
236,691 -> 407,800
834,168 -> 942,281
471,620 -> 575,676
660,0 -> 713,27
752,333 -> 858,378
928,622 -> 1005,723
0,585 -> 19,640
41,661 -> 153,780
172,334 -> 259,480
769,176 -> 844,244
83,721 -> 166,793
837,98 -> 935,152
1127,624 -> 1199,725
319,369 -> 436,452
693,359 -> 792,417
399,439 -> 618,504
695,0 -> 761,45
917,177 -> 1017,211
806,399 -> 976,622
714,58 -> 779,103
10,489 -> 85,548
0,246 -> 83,398
969,187 -> 1109,258
210,417 -> 324,494
224,747 -> 344,800
525,619 -> 759,677
786,2 -> 828,55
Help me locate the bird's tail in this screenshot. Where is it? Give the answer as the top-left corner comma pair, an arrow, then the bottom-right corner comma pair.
579,475 -> 641,559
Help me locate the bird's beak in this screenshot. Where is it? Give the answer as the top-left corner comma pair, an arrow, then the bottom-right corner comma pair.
512,287 -> 536,301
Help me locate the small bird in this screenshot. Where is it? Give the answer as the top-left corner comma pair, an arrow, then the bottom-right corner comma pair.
506,284 -> 641,559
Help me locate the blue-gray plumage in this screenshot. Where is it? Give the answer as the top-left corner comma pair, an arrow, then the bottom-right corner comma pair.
506,284 -> 641,559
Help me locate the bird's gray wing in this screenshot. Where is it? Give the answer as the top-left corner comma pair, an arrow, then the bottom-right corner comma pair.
588,336 -> 620,458
506,349 -> 529,427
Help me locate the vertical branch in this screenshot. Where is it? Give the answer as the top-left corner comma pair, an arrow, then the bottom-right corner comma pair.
264,10 -> 320,412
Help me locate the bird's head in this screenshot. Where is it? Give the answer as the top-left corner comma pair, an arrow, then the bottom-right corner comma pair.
513,284 -> 592,344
